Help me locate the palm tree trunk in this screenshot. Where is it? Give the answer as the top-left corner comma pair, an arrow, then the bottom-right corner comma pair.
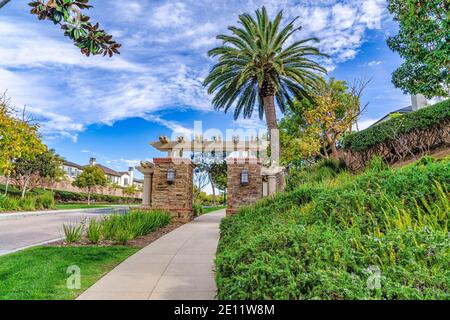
263,95 -> 279,165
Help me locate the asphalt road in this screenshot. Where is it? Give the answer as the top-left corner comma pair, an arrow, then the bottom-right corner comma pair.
0,209 -> 126,256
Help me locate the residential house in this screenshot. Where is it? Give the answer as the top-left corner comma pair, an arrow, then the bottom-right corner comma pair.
370,94 -> 444,127
62,158 -> 137,188
62,161 -> 84,180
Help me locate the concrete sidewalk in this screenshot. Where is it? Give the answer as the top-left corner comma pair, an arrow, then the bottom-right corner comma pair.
77,209 -> 225,300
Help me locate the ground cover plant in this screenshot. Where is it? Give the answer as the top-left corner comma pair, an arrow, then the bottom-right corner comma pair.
216,156 -> 450,299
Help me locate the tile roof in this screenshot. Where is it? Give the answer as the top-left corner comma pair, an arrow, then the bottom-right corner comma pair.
84,164 -> 124,177
63,160 -> 84,170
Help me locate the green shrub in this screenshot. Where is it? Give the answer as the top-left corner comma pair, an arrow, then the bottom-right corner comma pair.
63,224 -> 83,244
99,210 -> 172,243
0,196 -> 20,211
86,219 -> 102,244
18,197 -> 36,211
342,99 -> 450,152
35,191 -> 55,210
52,189 -> 140,204
193,203 -> 204,216
286,158 -> 346,191
216,158 -> 450,300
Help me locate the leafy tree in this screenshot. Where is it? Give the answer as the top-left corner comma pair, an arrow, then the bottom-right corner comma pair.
123,184 -> 137,201
72,165 -> 106,204
204,6 -> 327,165
0,94 -> 46,194
11,149 -> 63,198
387,0 -> 450,97
1,0 -> 121,57
208,162 -> 227,205
192,152 -> 227,206
279,78 -> 368,165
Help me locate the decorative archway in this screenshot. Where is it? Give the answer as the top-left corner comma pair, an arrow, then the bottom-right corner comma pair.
137,136 -> 285,221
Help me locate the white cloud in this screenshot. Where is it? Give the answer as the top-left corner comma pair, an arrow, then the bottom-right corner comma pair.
0,0 -> 388,141
151,2 -> 192,28
368,60 -> 382,67
332,4 -> 357,29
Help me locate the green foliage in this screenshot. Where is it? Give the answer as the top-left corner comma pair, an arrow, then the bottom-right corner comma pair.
11,149 -> 64,196
0,191 -> 55,212
365,156 -> 388,172
0,94 -> 46,175
386,0 -> 449,97
52,189 -> 140,204
63,223 -> 83,244
342,99 -> 450,152
216,158 -> 450,299
28,0 -> 121,57
72,165 -> 107,204
286,158 -> 346,191
193,203 -> 204,216
97,210 -> 172,243
73,165 -> 107,190
280,78 -> 365,164
203,6 -> 326,121
86,218 -> 101,244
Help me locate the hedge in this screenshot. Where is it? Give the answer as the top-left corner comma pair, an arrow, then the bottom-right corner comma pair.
51,189 -> 141,204
342,99 -> 450,152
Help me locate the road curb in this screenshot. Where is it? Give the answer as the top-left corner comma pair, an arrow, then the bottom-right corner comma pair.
0,206 -> 131,220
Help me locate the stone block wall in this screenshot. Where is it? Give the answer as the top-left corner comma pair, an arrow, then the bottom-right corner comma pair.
151,158 -> 194,222
226,158 -> 263,216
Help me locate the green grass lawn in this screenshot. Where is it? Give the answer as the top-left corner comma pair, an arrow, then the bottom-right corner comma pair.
0,246 -> 139,300
203,206 -> 226,214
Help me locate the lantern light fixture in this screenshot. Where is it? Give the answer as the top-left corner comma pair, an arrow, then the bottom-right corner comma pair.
241,169 -> 249,186
167,168 -> 175,184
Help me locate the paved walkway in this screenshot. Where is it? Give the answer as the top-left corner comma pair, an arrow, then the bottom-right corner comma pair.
77,209 -> 225,300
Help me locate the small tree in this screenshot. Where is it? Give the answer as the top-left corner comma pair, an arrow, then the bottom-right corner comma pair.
72,165 -> 106,205
279,78 -> 368,165
11,149 -> 63,198
123,185 -> 137,202
1,94 -> 46,194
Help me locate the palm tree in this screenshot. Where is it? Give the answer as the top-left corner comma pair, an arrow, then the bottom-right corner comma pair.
204,6 -> 327,164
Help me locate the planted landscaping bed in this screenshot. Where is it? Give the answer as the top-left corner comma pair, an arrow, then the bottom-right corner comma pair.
0,210 -> 182,300
57,209 -> 175,247
216,157 -> 450,300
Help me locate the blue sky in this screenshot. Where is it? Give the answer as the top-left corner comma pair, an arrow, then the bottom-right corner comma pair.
0,0 -> 411,176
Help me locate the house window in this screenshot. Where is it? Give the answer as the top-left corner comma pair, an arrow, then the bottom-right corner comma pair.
124,178 -> 129,186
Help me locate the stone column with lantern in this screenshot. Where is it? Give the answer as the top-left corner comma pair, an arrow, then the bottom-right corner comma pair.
151,157 -> 195,222
226,158 -> 263,216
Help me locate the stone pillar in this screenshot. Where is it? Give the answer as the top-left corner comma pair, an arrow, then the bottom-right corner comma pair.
142,172 -> 152,206
136,162 -> 154,208
151,158 -> 195,222
268,174 -> 277,196
226,158 -> 263,216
